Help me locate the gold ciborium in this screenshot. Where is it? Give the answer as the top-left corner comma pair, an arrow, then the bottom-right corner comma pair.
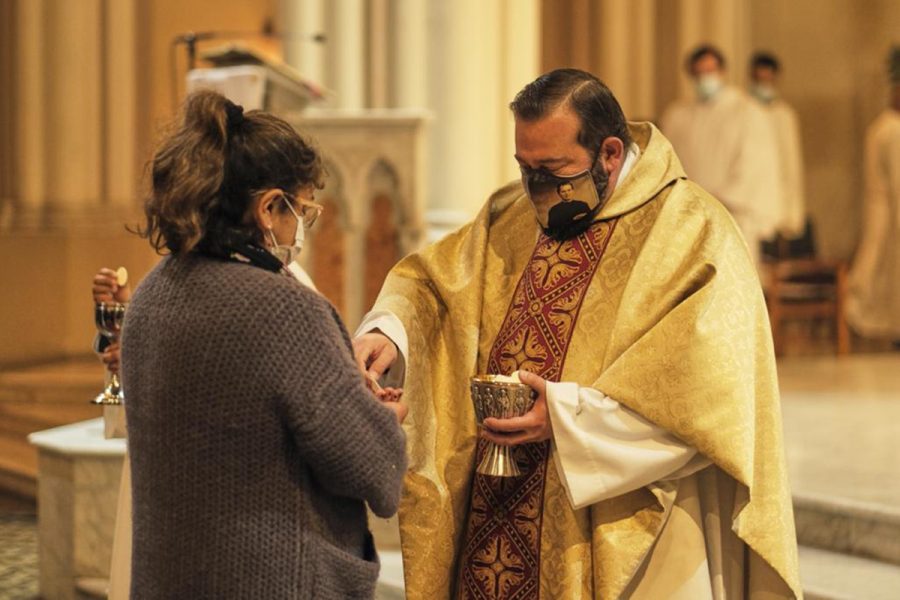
92,302 -> 127,405
470,374 -> 536,477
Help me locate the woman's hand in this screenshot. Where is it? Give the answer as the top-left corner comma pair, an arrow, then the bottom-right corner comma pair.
380,397 -> 409,424
92,267 -> 132,304
101,341 -> 121,374
367,373 -> 407,424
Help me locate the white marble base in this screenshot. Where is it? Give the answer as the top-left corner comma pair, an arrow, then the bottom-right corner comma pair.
29,418 -> 125,600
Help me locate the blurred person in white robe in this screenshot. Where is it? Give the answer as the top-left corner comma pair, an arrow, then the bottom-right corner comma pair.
749,51 -> 807,240
847,47 -> 900,339
661,44 -> 781,264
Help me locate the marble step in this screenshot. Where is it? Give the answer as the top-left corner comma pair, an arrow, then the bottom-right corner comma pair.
800,545 -> 900,600
795,492 -> 900,566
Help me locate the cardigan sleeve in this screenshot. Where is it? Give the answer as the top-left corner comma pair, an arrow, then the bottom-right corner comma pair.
274,291 -> 408,518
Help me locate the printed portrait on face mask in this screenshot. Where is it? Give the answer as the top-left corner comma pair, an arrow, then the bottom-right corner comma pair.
522,167 -> 604,240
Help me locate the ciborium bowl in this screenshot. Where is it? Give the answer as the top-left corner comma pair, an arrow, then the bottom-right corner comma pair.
470,374 -> 536,477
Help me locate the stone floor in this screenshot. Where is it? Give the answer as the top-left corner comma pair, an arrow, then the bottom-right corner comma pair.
0,494 -> 38,600
779,353 -> 900,508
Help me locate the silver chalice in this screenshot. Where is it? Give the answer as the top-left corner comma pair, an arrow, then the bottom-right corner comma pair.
92,302 -> 127,405
470,375 -> 536,477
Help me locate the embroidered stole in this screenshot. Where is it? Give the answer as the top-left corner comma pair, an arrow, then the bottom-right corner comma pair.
457,220 -> 617,599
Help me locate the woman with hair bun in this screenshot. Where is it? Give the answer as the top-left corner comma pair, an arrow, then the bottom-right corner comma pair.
120,90 -> 407,599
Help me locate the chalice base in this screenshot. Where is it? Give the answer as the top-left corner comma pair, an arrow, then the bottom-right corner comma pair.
477,442 -> 521,477
92,375 -> 124,406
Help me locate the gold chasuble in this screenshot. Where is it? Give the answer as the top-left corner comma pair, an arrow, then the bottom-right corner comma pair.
372,123 -> 801,599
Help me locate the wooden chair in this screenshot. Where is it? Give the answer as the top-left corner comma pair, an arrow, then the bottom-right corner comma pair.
763,257 -> 850,356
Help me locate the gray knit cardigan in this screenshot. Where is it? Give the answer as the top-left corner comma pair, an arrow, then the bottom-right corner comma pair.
120,254 -> 407,599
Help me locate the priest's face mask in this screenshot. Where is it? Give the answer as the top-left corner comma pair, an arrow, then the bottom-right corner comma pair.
520,149 -> 610,240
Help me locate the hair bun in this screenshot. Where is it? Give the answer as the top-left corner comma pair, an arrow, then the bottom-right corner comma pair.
224,100 -> 245,129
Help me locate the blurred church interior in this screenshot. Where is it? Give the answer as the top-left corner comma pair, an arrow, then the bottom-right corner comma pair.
1,0 -> 899,598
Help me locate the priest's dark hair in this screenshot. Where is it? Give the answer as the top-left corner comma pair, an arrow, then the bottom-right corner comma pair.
140,90 -> 324,255
751,51 -> 781,74
686,44 -> 726,72
509,68 -> 633,153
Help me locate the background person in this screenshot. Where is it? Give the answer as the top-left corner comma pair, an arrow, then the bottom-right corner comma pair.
749,51 -> 807,242
847,47 -> 900,340
661,44 -> 781,264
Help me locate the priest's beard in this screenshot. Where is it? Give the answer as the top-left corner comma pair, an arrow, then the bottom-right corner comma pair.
544,163 -> 610,241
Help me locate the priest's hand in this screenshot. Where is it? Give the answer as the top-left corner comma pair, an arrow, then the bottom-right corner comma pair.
481,370 -> 551,446
353,331 -> 398,381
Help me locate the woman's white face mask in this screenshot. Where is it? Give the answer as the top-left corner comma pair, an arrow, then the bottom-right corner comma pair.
267,196 -> 305,266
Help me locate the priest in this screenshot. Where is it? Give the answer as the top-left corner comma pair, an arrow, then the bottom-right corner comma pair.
356,68 -> 800,598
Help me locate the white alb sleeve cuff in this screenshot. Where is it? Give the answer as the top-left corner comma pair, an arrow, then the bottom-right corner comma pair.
545,382 -> 707,510
353,310 -> 408,388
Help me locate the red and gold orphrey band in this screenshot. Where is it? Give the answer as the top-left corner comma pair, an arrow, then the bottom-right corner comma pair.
457,218 -> 618,599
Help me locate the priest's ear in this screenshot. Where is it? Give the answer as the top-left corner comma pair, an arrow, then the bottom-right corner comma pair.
597,136 -> 625,173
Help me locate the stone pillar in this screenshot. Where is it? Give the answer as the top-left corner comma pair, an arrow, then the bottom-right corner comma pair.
368,0 -> 390,109
13,0 -> 48,228
594,0 -> 658,120
330,0 -> 365,109
499,0 -> 540,183
676,0 -> 705,99
105,0 -> 138,211
281,0 -> 325,85
425,0 -> 540,226
0,1 -> 13,229
391,0 -> 428,109
631,0 -> 658,120
43,0 -> 104,224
